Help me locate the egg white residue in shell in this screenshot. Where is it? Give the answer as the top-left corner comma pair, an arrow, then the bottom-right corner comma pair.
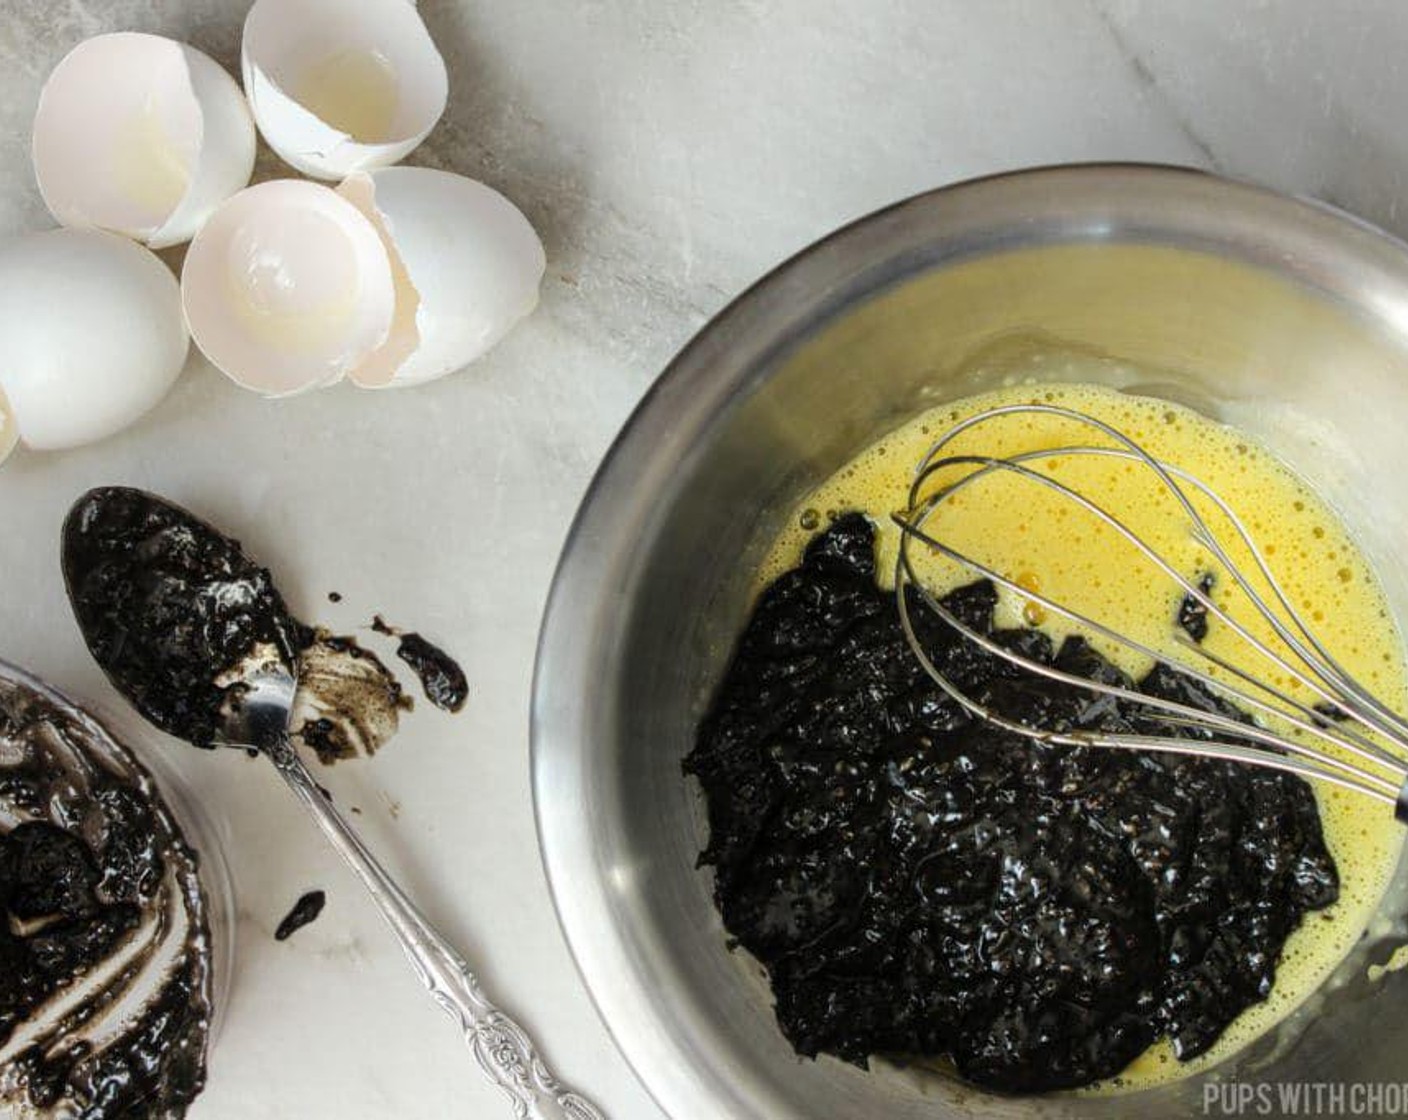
241,0 -> 447,181
0,230 -> 189,451
33,33 -> 256,249
339,168 -> 547,388
182,180 -> 397,397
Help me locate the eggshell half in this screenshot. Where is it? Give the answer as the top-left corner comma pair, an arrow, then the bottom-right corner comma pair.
339,168 -> 546,388
0,230 -> 189,450
182,180 -> 397,397
242,0 -> 448,181
33,32 -> 256,249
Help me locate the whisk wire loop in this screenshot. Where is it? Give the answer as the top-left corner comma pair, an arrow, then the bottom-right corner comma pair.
894,403 -> 1408,819
898,452 -> 1403,774
894,514 -> 1401,801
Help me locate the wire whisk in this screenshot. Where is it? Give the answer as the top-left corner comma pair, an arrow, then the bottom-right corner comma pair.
892,403 -> 1408,821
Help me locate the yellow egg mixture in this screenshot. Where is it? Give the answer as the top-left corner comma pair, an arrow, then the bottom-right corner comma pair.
759,381 -> 1408,1092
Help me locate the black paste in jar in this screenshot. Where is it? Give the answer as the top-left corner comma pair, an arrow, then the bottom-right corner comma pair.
0,672 -> 212,1118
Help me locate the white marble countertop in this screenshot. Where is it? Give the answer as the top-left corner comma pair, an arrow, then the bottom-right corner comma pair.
2,2 -> 1407,1117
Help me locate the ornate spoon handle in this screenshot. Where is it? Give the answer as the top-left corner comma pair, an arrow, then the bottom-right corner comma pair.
268,735 -> 606,1120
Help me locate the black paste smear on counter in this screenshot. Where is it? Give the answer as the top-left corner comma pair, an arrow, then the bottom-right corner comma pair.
685,514 -> 1338,1093
0,677 -> 212,1119
293,633 -> 410,765
62,487 -> 307,749
275,891 -> 326,941
373,617 -> 469,713
298,718 -> 347,765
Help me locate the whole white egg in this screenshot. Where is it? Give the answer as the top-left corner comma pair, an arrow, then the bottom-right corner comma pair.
0,230 -> 189,450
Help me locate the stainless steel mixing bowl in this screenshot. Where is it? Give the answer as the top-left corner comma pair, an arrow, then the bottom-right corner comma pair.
533,164 -> 1408,1119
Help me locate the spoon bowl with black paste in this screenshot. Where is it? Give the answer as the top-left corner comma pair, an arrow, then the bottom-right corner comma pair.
62,487 -> 602,1120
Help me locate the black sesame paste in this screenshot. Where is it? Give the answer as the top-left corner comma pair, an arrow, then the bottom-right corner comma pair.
293,633 -> 410,763
298,717 -> 347,765
1178,572 -> 1217,643
63,488 -> 413,766
275,890 -> 327,941
0,670 -> 212,1118
684,513 -> 1339,1093
372,617 -> 469,713
61,487 -> 306,749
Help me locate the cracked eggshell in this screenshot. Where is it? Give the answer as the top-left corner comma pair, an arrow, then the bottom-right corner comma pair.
0,230 -> 188,451
242,0 -> 448,181
339,168 -> 546,389
182,180 -> 397,398
33,33 -> 256,250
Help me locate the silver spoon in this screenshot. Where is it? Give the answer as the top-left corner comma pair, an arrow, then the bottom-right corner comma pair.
62,487 -> 604,1120
222,664 -> 603,1120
